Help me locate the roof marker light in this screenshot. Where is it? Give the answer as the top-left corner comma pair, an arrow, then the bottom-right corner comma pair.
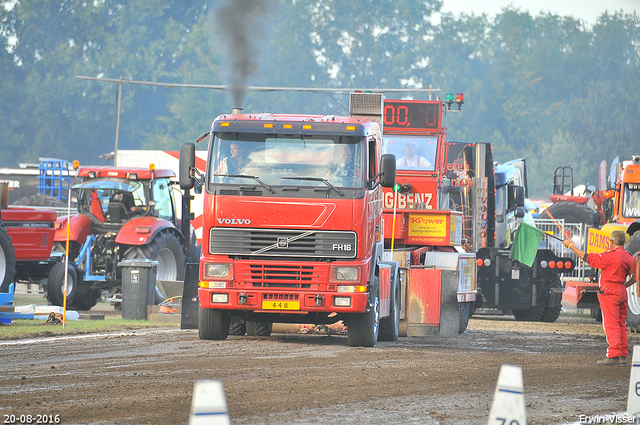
455,93 -> 464,110
445,93 -> 454,110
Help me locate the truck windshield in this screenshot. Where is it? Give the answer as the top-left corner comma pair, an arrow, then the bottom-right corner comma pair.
623,183 -> 640,219
209,132 -> 365,189
383,135 -> 437,171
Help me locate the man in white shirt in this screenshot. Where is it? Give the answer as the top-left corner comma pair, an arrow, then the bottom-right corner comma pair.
397,143 -> 431,168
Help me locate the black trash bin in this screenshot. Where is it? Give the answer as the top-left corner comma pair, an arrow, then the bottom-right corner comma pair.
119,260 -> 158,320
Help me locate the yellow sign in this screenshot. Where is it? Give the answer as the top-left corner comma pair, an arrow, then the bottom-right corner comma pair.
408,213 -> 447,238
587,228 -> 612,254
262,301 -> 300,310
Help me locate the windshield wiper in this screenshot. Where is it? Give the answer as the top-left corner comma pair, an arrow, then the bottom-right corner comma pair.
281,176 -> 344,196
217,174 -> 275,194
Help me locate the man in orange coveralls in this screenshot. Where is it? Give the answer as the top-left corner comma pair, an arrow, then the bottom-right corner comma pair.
563,230 -> 638,366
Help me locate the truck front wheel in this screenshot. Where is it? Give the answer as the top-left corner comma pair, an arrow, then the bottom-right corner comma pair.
626,233 -> 640,332
0,227 -> 16,293
198,307 -> 230,340
347,277 -> 380,347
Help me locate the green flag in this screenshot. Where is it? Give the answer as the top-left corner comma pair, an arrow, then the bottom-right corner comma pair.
509,222 -> 545,267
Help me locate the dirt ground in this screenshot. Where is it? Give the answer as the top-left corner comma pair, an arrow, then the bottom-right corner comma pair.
0,313 -> 637,425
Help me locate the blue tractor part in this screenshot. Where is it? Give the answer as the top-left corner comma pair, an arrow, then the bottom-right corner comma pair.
38,158 -> 72,201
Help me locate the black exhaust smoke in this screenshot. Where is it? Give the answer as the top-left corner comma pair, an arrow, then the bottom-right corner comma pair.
213,0 -> 276,109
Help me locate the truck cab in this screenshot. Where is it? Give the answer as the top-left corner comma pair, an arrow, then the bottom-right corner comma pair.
181,93 -> 399,347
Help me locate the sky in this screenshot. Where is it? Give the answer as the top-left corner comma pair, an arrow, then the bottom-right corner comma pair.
439,0 -> 639,25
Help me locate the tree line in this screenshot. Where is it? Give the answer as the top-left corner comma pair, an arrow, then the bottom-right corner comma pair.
0,0 -> 638,197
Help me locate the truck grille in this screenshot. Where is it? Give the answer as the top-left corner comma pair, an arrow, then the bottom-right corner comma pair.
209,228 -> 357,259
235,263 -> 329,289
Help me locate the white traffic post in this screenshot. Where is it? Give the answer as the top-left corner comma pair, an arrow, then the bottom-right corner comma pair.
627,345 -> 640,418
487,364 -> 526,425
189,380 -> 230,425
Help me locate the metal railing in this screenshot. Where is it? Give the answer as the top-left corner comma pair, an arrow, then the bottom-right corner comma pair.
533,218 -> 595,282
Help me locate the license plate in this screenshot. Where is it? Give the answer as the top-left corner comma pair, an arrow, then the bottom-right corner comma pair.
262,300 -> 300,310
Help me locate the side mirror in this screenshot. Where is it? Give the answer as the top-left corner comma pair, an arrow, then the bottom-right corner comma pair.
515,207 -> 525,218
179,142 -> 196,190
508,184 -> 525,209
379,154 -> 396,188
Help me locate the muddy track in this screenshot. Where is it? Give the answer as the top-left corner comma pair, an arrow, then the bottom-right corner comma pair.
0,315 -> 635,424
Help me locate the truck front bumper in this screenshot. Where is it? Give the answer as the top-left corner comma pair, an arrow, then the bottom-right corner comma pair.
198,288 -> 369,314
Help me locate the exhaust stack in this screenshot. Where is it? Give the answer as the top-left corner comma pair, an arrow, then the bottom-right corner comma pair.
232,107 -> 243,115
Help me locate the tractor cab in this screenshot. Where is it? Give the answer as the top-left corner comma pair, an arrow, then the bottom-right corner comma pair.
74,178 -> 148,226
71,166 -> 179,230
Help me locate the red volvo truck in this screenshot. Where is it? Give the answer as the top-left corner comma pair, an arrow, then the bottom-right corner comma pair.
179,93 -> 400,347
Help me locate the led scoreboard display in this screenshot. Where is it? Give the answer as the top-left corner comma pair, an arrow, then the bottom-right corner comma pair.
383,100 -> 442,133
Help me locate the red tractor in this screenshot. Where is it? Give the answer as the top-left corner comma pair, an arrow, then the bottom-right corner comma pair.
49,165 -> 187,310
1,182 -> 57,295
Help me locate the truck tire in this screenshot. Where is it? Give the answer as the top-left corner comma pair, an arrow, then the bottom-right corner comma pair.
512,305 -> 545,322
0,227 -> 16,293
625,233 -> 640,332
198,307 -> 230,340
347,277 -> 380,347
229,316 -> 246,335
538,201 -> 599,248
246,320 -> 272,337
379,274 -> 400,341
458,302 -> 472,333
123,232 -> 186,304
13,194 -> 67,208
46,262 -> 77,306
540,276 -> 563,322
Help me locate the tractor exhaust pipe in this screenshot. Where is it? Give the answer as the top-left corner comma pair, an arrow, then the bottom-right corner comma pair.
232,107 -> 243,114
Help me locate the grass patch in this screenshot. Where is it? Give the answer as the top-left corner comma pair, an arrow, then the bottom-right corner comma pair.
0,317 -> 178,340
2,293 -> 182,340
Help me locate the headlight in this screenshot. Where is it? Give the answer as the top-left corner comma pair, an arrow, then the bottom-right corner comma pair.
334,297 -> 351,307
211,294 -> 229,303
330,266 -> 361,282
204,263 -> 232,279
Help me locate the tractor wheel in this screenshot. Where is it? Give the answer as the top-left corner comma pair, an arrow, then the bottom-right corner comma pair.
538,201 -> 599,249
379,272 -> 400,341
46,262 -> 77,306
198,306 -> 230,340
625,233 -> 640,332
246,320 -> 272,337
69,278 -> 101,311
347,276 -> 380,347
13,194 -> 67,208
123,232 -> 185,304
0,227 -> 16,293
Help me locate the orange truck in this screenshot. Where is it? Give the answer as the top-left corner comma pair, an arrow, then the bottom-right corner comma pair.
380,98 -> 574,325
547,156 -> 640,326
179,93 -> 401,347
